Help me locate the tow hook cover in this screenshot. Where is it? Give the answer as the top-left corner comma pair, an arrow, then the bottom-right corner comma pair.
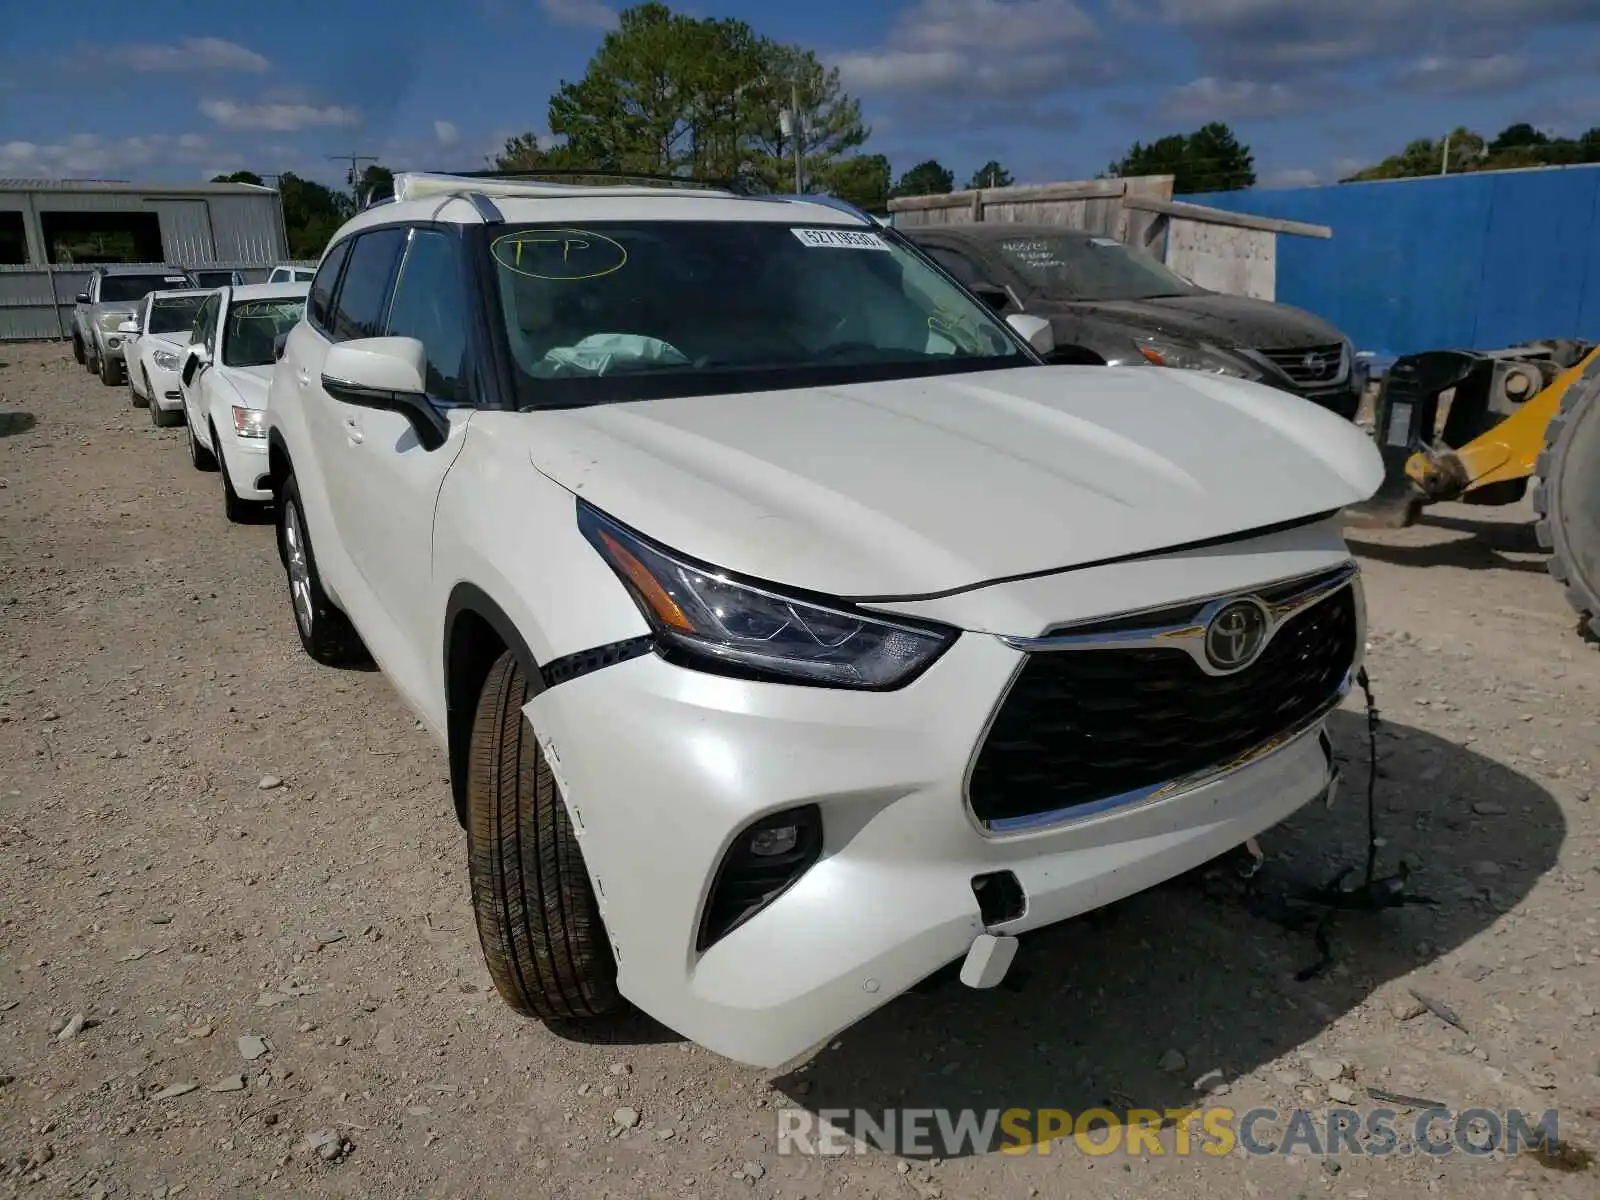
959,933 -> 1019,989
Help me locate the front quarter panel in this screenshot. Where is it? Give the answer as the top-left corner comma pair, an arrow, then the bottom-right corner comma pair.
430,411 -> 652,684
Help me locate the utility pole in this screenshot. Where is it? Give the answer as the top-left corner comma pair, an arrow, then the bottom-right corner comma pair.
327,152 -> 379,200
1440,132 -> 1451,176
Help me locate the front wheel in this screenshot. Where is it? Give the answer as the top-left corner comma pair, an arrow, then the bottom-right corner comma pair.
98,349 -> 121,386
72,336 -> 85,365
276,474 -> 368,666
187,416 -> 217,471
129,364 -> 147,407
466,650 -> 623,1023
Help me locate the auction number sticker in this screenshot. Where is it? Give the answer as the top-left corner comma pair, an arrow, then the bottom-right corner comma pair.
791,227 -> 890,251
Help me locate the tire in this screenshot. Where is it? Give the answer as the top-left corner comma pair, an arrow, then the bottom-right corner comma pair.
84,342 -> 98,375
216,424 -> 264,523
129,363 -> 147,408
1533,368 -> 1600,643
187,416 -> 218,471
276,474 -> 368,666
72,335 -> 85,365
98,348 -> 121,386
148,372 -> 180,427
466,650 -> 622,1023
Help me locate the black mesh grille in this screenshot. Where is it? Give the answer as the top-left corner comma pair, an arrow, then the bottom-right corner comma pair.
1257,342 -> 1345,387
969,585 -> 1358,828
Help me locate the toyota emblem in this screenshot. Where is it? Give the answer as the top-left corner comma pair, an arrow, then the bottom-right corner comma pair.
1204,600 -> 1269,671
1302,351 -> 1327,374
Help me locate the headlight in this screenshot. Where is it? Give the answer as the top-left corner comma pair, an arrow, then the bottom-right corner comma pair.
152,349 -> 181,371
97,311 -> 131,332
1134,336 -> 1257,379
578,501 -> 956,689
231,406 -> 266,439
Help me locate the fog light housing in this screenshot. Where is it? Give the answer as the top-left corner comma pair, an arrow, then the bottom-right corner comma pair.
697,805 -> 822,951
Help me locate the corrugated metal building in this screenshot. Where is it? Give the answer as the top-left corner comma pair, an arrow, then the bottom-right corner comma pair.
0,179 -> 290,341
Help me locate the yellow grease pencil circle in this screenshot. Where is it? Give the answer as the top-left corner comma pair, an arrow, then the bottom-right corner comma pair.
491,229 -> 629,281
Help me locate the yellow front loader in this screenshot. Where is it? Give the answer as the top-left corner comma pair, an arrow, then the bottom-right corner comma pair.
1349,339 -> 1600,642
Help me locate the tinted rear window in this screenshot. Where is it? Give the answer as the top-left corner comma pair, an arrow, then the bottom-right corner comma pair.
100,274 -> 190,303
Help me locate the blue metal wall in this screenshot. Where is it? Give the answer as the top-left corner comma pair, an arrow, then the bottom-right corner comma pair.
1186,164 -> 1600,359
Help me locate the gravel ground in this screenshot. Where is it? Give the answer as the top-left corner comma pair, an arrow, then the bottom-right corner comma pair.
2,340 -> 1598,1199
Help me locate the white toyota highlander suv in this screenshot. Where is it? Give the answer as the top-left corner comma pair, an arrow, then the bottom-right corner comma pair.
264,172 -> 1383,1068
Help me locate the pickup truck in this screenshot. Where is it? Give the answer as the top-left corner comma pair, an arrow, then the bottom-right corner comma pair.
72,265 -> 198,386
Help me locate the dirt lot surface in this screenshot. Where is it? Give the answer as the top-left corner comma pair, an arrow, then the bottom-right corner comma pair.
2,340 -> 1598,1199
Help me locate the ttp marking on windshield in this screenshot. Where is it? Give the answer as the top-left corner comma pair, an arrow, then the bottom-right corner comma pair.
491,229 -> 629,281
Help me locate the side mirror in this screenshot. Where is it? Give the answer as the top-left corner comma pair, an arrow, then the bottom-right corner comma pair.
76,292 -> 90,304
320,337 -> 448,451
118,320 -> 140,335
1006,313 -> 1056,356
181,344 -> 209,386
970,283 -> 1011,314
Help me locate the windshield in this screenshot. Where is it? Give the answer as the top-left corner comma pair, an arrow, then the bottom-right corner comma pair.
223,298 -> 305,367
988,233 -> 1200,301
148,296 -> 207,335
492,221 -> 1025,408
192,270 -> 237,287
100,273 -> 191,304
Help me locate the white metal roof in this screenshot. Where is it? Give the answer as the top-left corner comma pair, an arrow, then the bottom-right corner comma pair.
0,179 -> 275,195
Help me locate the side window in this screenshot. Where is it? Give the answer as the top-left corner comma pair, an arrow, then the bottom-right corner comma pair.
202,295 -> 222,355
192,294 -> 218,349
308,240 -> 351,334
384,228 -> 468,403
329,229 -> 405,342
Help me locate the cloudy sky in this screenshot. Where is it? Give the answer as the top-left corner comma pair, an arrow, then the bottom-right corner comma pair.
1,0 -> 1597,190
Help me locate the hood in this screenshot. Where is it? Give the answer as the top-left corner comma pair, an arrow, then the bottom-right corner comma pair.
219,365 -> 274,409
526,365 -> 1383,601
146,331 -> 193,351
1045,292 -> 1346,351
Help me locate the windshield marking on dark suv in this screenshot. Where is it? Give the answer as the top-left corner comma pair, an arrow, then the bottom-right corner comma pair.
494,220 -> 1027,410
987,233 -> 1200,303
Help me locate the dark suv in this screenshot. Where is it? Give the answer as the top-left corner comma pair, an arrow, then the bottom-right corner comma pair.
907,223 -> 1365,420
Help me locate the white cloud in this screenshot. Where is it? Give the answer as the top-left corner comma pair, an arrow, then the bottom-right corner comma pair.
1126,0 -> 1600,80
1398,53 -> 1529,94
105,37 -> 271,73
540,0 -> 618,29
835,0 -> 1102,96
200,99 -> 360,131
1260,166 -> 1320,188
433,120 -> 461,147
1162,77 -> 1307,121
0,132 -> 215,177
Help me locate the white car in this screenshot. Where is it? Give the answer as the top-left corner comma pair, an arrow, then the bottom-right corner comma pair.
178,282 -> 308,521
121,288 -> 212,426
267,264 -> 316,283
263,172 -> 1383,1069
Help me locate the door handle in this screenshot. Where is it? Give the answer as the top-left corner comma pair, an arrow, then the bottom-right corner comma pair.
344,415 -> 364,446
297,368 -> 310,388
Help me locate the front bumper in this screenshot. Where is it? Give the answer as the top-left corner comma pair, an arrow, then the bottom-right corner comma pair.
148,363 -> 184,411
215,430 -> 270,501
528,618 -> 1345,1068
